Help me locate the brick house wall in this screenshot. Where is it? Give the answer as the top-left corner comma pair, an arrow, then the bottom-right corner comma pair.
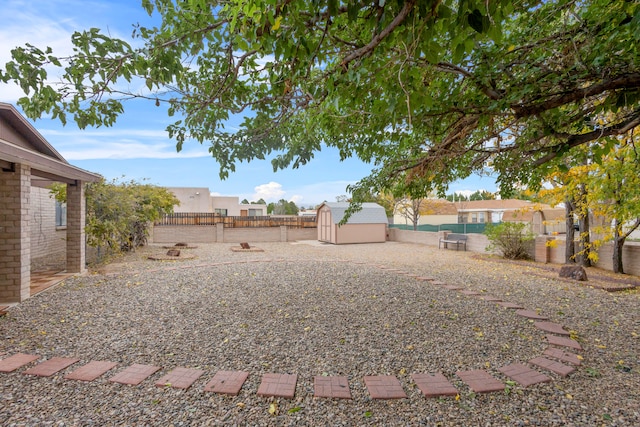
30,186 -> 66,269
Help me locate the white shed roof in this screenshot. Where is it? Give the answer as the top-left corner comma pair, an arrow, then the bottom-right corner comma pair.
321,202 -> 388,225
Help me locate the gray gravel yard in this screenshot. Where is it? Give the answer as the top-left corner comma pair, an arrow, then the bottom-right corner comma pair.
1,241 -> 638,426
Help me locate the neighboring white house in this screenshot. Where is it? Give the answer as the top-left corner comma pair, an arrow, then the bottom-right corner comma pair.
167,187 -> 267,216
168,187 -> 212,212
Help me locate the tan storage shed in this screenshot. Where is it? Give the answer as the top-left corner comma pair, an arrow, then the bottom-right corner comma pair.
317,202 -> 388,244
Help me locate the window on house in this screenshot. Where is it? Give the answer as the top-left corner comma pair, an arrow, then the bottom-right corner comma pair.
55,201 -> 67,227
471,213 -> 478,223
248,208 -> 262,216
215,208 -> 228,216
478,212 -> 485,223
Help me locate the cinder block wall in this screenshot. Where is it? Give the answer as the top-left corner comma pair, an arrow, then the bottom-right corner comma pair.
546,237 -> 640,276
151,226 -> 218,243
389,228 -> 496,254
30,186 -> 66,267
0,164 -> 30,303
150,225 -> 316,243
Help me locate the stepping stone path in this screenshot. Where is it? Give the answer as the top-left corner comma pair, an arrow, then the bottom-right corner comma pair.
257,373 -> 297,398
478,295 -> 502,302
109,364 -> 161,386
515,310 -> 549,320
65,361 -> 117,381
364,375 -> 407,399
412,372 -> 458,397
0,353 -> 39,372
155,367 -> 205,390
529,357 -> 576,377
0,261 -> 586,403
204,370 -> 249,395
23,357 -> 79,377
496,302 -> 524,309
547,334 -> 583,350
456,370 -> 505,393
314,376 -> 352,399
498,363 -> 552,387
543,348 -> 582,366
535,321 -> 570,335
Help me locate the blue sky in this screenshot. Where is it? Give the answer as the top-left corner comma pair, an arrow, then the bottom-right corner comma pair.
0,0 -> 497,207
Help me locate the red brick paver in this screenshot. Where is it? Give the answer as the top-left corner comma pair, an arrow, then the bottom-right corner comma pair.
314,376 -> 352,399
155,367 -> 205,390
529,357 -> 576,377
65,361 -> 117,381
412,372 -> 458,397
498,363 -> 552,387
364,375 -> 407,399
546,335 -> 583,350
478,295 -> 502,302
534,321 -> 570,335
515,310 -> 549,320
496,302 -> 524,309
543,347 -> 582,366
431,281 -> 447,286
416,276 -> 435,281
204,370 -> 249,395
23,357 -> 79,377
257,373 -> 297,398
0,353 -> 40,372
456,370 -> 505,393
458,290 -> 481,295
442,284 -> 462,290
109,364 -> 161,385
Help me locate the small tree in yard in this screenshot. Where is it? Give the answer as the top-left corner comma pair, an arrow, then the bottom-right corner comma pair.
51,179 -> 179,259
485,222 -> 535,260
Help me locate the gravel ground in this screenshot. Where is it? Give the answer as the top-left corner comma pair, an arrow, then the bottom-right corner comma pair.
1,241 -> 638,426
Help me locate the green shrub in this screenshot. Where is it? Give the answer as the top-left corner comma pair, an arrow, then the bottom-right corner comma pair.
51,178 -> 179,258
484,222 -> 535,260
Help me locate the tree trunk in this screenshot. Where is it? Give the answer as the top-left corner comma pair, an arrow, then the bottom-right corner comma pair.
565,199 -> 576,264
612,230 -> 625,274
576,184 -> 591,267
577,210 -> 591,267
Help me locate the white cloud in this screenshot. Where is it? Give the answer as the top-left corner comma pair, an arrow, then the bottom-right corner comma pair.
37,128 -> 209,160
290,194 -> 304,204
253,182 -> 286,202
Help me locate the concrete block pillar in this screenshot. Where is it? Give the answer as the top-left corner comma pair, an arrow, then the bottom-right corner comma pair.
66,181 -> 86,273
535,236 -> 554,264
0,163 -> 31,303
216,223 -> 224,242
280,226 -> 288,242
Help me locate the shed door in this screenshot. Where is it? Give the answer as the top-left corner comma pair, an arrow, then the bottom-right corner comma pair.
319,208 -> 332,242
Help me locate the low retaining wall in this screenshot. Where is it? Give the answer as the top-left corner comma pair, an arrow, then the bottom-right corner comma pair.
150,224 -> 316,244
539,236 -> 640,276
388,228 -> 495,254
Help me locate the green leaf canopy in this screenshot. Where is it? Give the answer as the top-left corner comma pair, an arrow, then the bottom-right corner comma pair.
2,0 -> 639,200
